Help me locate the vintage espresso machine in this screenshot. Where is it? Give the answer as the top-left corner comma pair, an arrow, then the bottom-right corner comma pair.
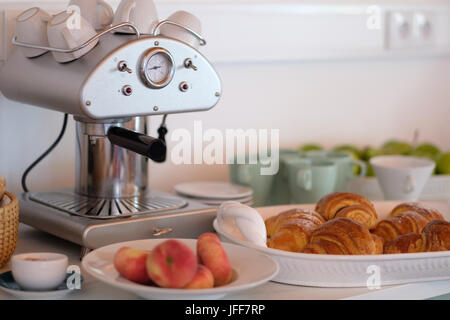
0,16 -> 222,255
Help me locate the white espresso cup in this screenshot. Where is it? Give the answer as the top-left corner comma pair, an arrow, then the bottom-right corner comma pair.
47,11 -> 98,63
12,253 -> 68,291
15,7 -> 52,58
159,11 -> 202,49
370,155 -> 435,201
112,0 -> 158,34
68,0 -> 114,31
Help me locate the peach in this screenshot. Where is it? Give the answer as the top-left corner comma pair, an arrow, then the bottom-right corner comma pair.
197,233 -> 232,286
185,265 -> 214,289
146,239 -> 197,288
113,247 -> 152,284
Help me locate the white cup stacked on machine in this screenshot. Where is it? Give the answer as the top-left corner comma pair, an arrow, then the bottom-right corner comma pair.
68,0 -> 114,31
46,10 -> 99,63
14,0 -> 205,64
113,0 -> 159,34
159,10 -> 202,49
15,7 -> 52,58
15,0 -> 114,63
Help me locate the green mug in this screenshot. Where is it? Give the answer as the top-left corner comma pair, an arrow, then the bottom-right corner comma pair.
286,158 -> 338,204
229,154 -> 277,206
326,152 -> 367,191
268,149 -> 301,205
303,151 -> 366,192
304,150 -> 327,160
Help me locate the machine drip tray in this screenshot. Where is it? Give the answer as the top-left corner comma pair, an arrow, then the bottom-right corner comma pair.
29,191 -> 188,220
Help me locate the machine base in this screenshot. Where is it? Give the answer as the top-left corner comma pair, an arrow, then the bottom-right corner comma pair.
19,189 -> 218,249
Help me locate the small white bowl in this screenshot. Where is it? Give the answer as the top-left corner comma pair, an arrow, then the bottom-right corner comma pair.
11,253 -> 68,291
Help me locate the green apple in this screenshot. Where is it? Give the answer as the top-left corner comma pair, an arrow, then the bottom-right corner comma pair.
299,143 -> 323,153
361,146 -> 381,161
332,145 -> 362,175
381,140 -> 412,155
366,161 -> 375,177
436,153 -> 450,175
412,143 -> 440,159
333,145 -> 362,159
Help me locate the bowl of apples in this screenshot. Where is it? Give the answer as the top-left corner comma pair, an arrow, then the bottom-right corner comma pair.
81,233 -> 278,300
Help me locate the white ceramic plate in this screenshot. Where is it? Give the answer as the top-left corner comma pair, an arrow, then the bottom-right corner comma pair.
174,182 -> 252,200
81,239 -> 278,300
213,201 -> 450,288
202,198 -> 254,206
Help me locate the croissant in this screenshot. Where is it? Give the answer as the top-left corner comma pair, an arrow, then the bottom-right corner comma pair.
383,233 -> 424,254
302,218 -> 380,255
265,208 -> 325,238
384,220 -> 450,254
421,220 -> 450,252
335,204 -> 378,230
372,233 -> 384,254
390,202 -> 443,222
315,192 -> 378,229
373,211 -> 429,243
267,218 -> 322,252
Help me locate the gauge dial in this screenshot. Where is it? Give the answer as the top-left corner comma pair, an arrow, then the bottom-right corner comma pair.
140,48 -> 175,89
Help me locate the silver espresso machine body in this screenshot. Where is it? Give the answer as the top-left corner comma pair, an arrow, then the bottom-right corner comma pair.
0,33 -> 221,118
0,26 -> 222,253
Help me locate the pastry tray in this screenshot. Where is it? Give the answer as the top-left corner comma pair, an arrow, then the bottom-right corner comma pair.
213,201 -> 450,287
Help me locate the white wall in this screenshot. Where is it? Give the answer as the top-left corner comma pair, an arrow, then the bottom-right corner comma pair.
1,0 -> 450,195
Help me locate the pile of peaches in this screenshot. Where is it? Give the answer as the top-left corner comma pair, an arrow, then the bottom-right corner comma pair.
113,233 -> 233,289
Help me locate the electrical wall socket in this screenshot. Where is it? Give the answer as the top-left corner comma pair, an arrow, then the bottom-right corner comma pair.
387,10 -> 438,50
388,11 -> 414,49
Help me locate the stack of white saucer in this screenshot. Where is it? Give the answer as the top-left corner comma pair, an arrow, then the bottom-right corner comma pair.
174,182 -> 254,207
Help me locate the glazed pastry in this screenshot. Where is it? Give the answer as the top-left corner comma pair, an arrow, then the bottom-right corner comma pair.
421,220 -> 450,252
301,238 -> 346,254
390,202 -> 443,222
371,234 -> 384,254
315,192 -> 377,228
302,218 -> 379,255
373,211 -> 429,243
265,208 -> 325,238
384,220 -> 450,254
335,204 -> 378,230
384,233 -> 424,254
267,218 -> 321,252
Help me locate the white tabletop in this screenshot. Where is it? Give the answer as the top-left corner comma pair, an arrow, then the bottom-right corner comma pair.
1,224 -> 449,300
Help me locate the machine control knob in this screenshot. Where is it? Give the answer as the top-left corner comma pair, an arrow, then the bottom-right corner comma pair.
122,85 -> 133,96
118,60 -> 133,73
179,82 -> 189,92
184,58 -> 198,71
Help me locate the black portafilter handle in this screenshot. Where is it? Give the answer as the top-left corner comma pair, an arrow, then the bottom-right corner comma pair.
107,126 -> 167,163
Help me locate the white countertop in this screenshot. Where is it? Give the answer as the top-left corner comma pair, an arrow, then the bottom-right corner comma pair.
1,224 -> 450,300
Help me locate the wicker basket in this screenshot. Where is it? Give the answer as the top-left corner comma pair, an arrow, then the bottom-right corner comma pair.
0,192 -> 19,268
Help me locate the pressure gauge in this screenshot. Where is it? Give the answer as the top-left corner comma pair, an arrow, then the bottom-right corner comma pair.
140,48 -> 175,89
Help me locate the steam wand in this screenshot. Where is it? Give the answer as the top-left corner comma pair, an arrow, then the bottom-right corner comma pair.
107,116 -> 169,163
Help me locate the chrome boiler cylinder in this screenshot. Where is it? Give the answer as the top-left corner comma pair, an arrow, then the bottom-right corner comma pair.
75,117 -> 148,198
